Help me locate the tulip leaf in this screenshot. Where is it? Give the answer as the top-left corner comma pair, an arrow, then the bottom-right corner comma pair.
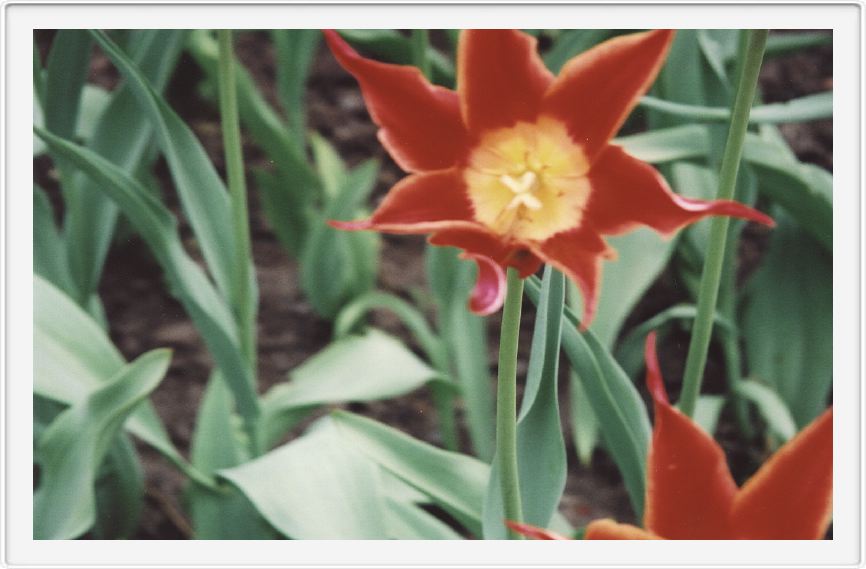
90,30 -> 250,310
188,374 -> 276,539
570,371 -> 599,466
34,348 -> 171,539
34,127 -> 261,443
616,124 -> 710,164
731,381 -> 797,443
693,395 -> 726,437
63,30 -> 185,305
92,433 -> 145,539
637,92 -> 832,124
760,32 -> 832,59
525,276 -> 651,519
34,185 -> 76,296
300,151 -> 380,319
34,275 -> 215,489
261,329 -> 442,445
272,29 -> 321,148
543,29 -> 612,74
484,266 -> 568,538
426,245 -> 496,460
742,212 -> 832,428
43,30 -> 91,146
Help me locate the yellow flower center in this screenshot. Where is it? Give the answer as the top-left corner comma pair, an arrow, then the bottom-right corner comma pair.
464,116 -> 592,242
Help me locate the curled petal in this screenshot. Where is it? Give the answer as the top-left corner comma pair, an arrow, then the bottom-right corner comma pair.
585,146 -> 774,237
323,30 -> 469,172
730,408 -> 833,539
458,29 -> 553,133
585,519 -> 661,540
543,30 -> 674,160
505,520 -> 569,540
429,226 -> 544,277
331,169 -> 474,234
530,227 -> 613,329
462,253 -> 506,316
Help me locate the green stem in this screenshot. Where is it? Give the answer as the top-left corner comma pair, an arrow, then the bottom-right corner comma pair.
678,29 -> 768,418
496,268 -> 525,539
217,30 -> 256,366
411,30 -> 431,79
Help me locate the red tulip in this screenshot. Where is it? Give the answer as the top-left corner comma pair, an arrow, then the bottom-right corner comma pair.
508,333 -> 833,540
324,29 -> 773,325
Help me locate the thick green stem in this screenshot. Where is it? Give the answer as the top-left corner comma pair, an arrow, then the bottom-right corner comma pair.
217,30 -> 256,366
678,30 -> 768,418
496,268 -> 525,539
411,30 -> 431,79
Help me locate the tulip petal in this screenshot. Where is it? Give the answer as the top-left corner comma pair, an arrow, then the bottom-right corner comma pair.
585,146 -> 774,237
463,253 -> 506,316
643,335 -> 738,539
585,519 -> 661,540
331,169 -> 474,234
530,227 -> 613,328
458,29 -> 553,133
505,520 -> 569,540
323,30 -> 469,172
542,30 -> 674,160
730,408 -> 833,539
428,226 -> 544,278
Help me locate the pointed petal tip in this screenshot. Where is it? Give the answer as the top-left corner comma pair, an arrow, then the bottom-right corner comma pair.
505,520 -> 569,540
644,332 -> 669,405
328,219 -> 373,231
461,253 -> 506,316
585,519 -> 661,540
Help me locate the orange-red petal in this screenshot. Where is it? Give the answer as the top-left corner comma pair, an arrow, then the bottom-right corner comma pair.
331,169 -> 474,234
584,145 -> 775,237
428,226 -> 544,278
729,408 -> 833,540
457,29 -> 553,134
643,335 -> 738,539
530,227 -> 613,328
542,30 -> 674,161
505,520 -> 569,540
323,30 -> 469,173
462,253 -> 506,316
585,519 -> 661,540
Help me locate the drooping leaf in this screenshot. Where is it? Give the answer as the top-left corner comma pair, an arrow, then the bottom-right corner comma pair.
637,91 -> 832,124
272,29 -> 321,148
34,349 -> 171,539
732,381 -> 797,442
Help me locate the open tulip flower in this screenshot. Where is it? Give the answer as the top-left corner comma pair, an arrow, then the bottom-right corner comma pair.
324,29 -> 774,324
507,332 -> 833,540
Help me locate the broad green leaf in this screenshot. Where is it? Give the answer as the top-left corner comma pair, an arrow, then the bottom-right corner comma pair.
43,30 -> 91,144
543,29 -> 612,74
34,349 -> 171,539
331,410 -> 488,536
92,433 -> 144,539
732,381 -> 797,442
761,32 -> 831,59
35,127 -> 261,441
223,419 -> 389,539
637,91 -> 832,124
272,29 -> 321,148
569,372 -> 599,466
300,157 -> 380,318
34,275 -> 214,488
188,374 -> 275,539
615,124 -> 709,164
426,245 -> 495,460
64,30 -> 185,304
742,212 -> 832,427
484,267 -> 568,539
525,277 -> 651,519
697,29 -> 739,88
187,30 -> 319,256
34,186 -> 75,295
90,30 -> 250,309
261,329 -> 441,445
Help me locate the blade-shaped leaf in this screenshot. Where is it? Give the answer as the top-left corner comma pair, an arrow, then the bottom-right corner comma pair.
732,381 -> 797,442
92,433 -> 144,539
34,349 -> 171,539
637,92 -> 832,124
484,266 -> 568,538
272,29 -> 321,147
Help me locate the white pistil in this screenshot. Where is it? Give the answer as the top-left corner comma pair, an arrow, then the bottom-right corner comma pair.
500,171 -> 542,211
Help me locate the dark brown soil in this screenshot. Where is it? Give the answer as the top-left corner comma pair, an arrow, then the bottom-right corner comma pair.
36,30 -> 832,539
